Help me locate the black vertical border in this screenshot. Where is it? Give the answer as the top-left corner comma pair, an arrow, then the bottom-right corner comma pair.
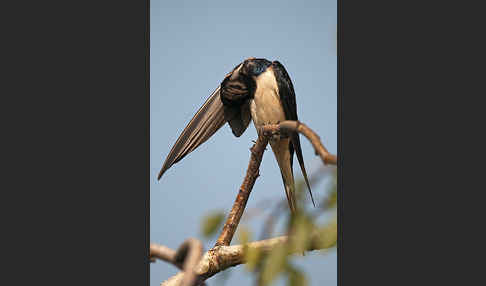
4,0 -> 151,285
146,0 -> 151,283
334,0 -> 475,285
337,0 -> 343,285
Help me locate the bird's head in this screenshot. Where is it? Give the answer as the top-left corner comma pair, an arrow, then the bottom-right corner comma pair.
220,58 -> 272,105
241,58 -> 272,78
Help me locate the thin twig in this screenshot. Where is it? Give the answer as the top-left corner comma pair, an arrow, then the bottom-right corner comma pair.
150,243 -> 181,269
175,238 -> 203,286
263,121 -> 337,165
151,238 -> 203,286
215,121 -> 336,247
214,131 -> 270,247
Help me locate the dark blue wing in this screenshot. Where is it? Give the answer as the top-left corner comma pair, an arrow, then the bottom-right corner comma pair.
272,61 -> 315,206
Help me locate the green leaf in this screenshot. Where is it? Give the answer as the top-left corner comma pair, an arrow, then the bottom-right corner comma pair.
244,245 -> 261,272
237,226 -> 252,245
286,265 -> 308,286
260,244 -> 288,286
201,211 -> 225,238
315,218 -> 337,250
237,226 -> 261,272
322,169 -> 337,209
323,190 -> 337,209
290,214 -> 314,253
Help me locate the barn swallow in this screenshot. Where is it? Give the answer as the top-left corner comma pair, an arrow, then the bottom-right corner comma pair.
158,58 -> 314,213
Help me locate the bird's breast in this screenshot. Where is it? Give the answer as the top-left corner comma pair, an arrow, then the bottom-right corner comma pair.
250,68 -> 286,129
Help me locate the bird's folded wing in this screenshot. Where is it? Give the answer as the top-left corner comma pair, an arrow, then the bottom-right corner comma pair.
272,61 -> 315,206
158,86 -> 226,180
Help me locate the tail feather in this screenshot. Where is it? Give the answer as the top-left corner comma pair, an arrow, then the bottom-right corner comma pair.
291,133 -> 315,207
271,139 -> 297,214
282,173 -> 297,213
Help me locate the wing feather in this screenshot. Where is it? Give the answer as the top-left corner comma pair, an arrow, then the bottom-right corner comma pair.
157,86 -> 226,180
220,62 -> 253,137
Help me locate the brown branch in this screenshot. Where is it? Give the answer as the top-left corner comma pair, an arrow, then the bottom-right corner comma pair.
214,131 -> 270,247
263,121 -> 337,166
151,238 -> 203,286
150,243 -> 181,269
215,121 -> 336,247
176,238 -> 203,286
159,221 -> 337,286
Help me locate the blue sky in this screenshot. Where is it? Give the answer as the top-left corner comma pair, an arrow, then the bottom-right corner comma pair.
151,1 -> 337,285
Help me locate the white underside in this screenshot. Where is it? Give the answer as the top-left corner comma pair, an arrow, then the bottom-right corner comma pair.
249,67 -> 295,211
250,68 -> 286,129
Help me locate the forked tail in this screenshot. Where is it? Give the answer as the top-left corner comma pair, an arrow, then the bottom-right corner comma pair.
270,139 -> 297,213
